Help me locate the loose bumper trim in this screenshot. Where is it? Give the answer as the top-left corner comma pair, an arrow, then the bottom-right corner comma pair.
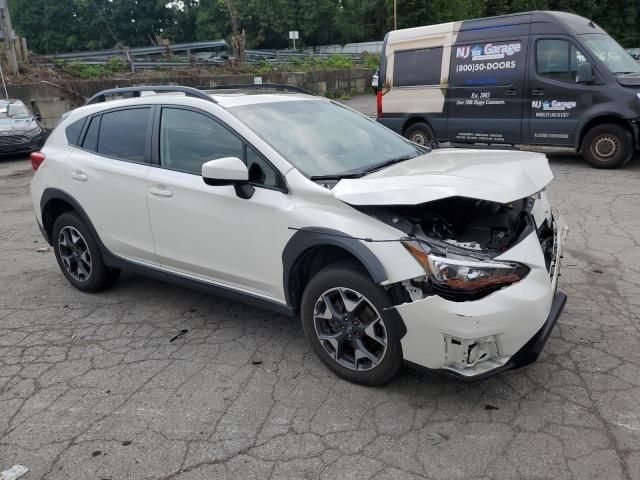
405,291 -> 567,382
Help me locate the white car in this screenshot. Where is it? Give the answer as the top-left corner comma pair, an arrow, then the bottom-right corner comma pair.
30,85 -> 567,386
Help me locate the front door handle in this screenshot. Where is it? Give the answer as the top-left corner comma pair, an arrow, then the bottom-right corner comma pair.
505,88 -> 518,96
531,89 -> 545,96
70,171 -> 88,182
149,186 -> 173,198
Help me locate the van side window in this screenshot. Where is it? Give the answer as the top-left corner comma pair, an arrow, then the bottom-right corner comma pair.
393,47 -> 443,86
536,39 -> 588,82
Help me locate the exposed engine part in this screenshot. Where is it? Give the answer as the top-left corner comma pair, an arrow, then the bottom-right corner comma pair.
358,196 -> 533,255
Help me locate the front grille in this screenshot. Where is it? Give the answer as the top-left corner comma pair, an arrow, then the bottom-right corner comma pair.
0,135 -> 29,146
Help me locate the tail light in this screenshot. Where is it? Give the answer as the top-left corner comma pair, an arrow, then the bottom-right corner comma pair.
30,151 -> 46,171
376,90 -> 383,118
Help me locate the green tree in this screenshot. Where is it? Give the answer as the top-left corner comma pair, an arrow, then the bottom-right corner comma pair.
8,0 -> 82,53
8,0 -> 640,54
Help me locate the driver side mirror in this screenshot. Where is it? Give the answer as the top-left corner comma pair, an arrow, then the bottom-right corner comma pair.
34,112 -> 42,122
202,157 -> 255,199
576,62 -> 595,84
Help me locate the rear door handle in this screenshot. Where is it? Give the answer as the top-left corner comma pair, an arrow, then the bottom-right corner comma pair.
149,186 -> 173,198
531,89 -> 545,96
505,89 -> 518,96
70,171 -> 88,182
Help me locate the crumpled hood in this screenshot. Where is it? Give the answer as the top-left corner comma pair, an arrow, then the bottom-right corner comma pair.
331,148 -> 553,206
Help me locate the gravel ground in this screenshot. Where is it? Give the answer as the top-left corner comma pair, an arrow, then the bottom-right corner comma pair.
1,100 -> 640,479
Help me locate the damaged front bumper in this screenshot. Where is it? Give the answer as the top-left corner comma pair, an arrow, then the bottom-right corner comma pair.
395,211 -> 568,381
403,291 -> 567,381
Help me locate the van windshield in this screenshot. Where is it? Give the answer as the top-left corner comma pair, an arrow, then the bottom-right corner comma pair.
229,99 -> 423,178
581,34 -> 640,75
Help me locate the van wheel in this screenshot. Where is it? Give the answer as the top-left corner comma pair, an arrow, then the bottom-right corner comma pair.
300,264 -> 403,386
405,122 -> 435,146
52,212 -> 120,293
581,124 -> 633,169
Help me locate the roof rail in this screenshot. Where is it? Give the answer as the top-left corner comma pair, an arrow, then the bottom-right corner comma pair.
86,85 -> 217,105
203,83 -> 315,96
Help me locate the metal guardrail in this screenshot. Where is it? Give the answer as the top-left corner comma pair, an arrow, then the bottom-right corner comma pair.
48,40 -> 229,61
39,41 -> 379,71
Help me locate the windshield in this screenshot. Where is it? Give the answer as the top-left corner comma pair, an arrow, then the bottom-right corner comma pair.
0,102 -> 31,120
581,34 -> 640,75
229,100 -> 423,177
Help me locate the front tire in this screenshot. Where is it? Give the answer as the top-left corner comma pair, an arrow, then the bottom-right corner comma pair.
581,123 -> 634,169
52,212 -> 120,293
300,264 -> 403,386
404,122 -> 435,147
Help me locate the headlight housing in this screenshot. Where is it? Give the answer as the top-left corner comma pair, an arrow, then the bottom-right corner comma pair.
402,240 -> 529,296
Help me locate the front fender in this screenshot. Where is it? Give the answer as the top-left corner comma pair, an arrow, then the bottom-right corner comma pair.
281,227 -> 388,306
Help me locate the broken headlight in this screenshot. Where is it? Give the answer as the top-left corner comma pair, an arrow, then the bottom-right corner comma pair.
402,240 -> 529,294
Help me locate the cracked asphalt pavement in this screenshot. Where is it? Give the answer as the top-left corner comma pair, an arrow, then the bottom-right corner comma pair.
2,97 -> 640,479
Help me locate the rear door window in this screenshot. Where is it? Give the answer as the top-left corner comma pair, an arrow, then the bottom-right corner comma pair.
82,116 -> 100,152
393,47 -> 443,86
96,108 -> 150,162
65,118 -> 86,145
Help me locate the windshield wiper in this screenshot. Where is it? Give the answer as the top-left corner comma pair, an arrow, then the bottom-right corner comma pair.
360,154 -> 418,174
309,172 -> 366,181
310,153 -> 421,181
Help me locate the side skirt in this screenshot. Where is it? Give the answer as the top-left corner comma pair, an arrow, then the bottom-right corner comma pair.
105,253 -> 296,317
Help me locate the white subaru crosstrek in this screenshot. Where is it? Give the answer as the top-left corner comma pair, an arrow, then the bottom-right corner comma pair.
30,85 -> 568,386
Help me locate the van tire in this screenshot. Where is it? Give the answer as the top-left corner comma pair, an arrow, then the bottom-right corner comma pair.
581,124 -> 634,169
404,122 -> 435,147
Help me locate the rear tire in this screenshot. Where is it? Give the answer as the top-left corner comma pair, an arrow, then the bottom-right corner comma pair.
52,212 -> 120,293
404,122 -> 435,147
581,123 -> 634,169
300,264 -> 403,386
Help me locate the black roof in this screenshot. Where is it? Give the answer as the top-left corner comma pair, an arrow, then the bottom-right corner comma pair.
458,10 -> 606,35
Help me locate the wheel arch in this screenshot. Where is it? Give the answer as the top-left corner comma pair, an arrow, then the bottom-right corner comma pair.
40,189 -> 106,255
576,114 -> 635,152
282,228 -> 388,311
401,116 -> 433,136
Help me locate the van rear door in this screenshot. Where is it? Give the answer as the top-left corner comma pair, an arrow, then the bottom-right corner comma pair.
447,36 -> 529,145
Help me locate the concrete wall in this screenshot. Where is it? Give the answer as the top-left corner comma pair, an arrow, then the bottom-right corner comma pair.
7,68 -> 375,128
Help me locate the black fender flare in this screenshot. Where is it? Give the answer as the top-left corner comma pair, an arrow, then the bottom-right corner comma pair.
40,188 -> 114,262
281,227 -> 388,307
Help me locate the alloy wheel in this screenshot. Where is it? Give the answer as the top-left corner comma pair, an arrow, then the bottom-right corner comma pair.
313,287 -> 388,371
58,226 -> 92,282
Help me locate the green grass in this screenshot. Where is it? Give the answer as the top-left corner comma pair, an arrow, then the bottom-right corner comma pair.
54,57 -> 129,79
